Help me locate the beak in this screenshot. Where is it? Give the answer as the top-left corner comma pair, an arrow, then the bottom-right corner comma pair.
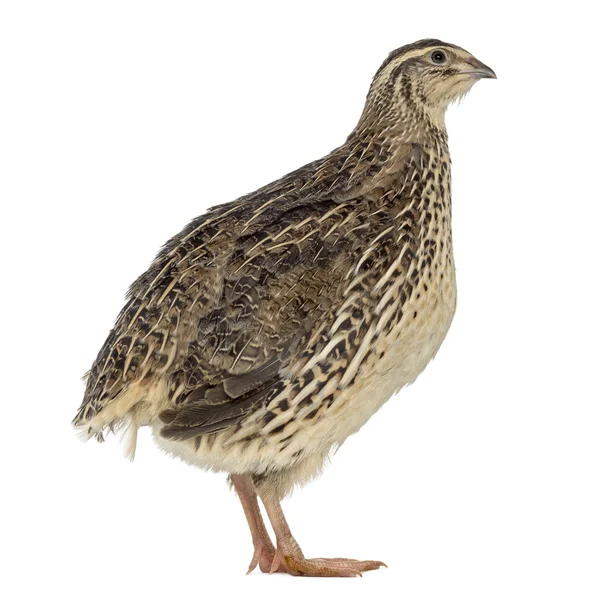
460,59 -> 497,80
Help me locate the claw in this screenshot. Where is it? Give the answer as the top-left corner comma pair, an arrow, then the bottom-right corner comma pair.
269,551 -> 282,574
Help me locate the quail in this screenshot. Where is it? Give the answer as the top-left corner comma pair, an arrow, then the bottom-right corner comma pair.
74,39 -> 495,577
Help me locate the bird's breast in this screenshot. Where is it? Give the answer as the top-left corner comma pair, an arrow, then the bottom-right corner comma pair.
326,256 -> 457,445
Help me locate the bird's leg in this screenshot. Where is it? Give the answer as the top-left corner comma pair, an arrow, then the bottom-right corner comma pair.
261,494 -> 386,577
230,474 -> 278,574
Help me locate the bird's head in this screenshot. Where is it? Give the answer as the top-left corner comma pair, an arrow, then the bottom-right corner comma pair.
360,39 -> 495,133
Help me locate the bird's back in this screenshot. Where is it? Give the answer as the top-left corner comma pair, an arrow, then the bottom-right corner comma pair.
74,120 -> 455,465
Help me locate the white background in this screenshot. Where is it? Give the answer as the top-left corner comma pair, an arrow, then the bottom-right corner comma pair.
1,1 -> 598,593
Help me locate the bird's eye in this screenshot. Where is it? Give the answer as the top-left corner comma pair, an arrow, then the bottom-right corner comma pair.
430,50 -> 447,65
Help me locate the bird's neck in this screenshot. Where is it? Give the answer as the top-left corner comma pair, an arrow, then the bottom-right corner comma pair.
336,111 -> 449,196
353,101 -> 448,147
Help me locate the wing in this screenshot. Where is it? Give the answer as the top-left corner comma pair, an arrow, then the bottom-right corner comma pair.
156,197 -> 363,441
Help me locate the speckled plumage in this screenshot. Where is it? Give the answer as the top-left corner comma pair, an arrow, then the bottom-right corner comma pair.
74,39 -> 495,576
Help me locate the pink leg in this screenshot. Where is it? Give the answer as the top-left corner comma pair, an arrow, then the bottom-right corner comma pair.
261,494 -> 387,577
230,474 -> 277,574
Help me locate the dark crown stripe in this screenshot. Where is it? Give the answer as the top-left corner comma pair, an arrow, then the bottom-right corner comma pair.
374,39 -> 459,79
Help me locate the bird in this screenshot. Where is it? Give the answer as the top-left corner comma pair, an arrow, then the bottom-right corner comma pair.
73,39 -> 495,577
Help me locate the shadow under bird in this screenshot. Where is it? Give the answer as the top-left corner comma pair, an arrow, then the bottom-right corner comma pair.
74,39 -> 495,577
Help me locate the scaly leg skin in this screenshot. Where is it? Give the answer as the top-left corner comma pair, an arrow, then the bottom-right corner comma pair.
261,494 -> 387,577
230,474 -> 279,573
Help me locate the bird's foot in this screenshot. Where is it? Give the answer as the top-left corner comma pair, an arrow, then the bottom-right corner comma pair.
247,541 -> 279,574
270,549 -> 386,577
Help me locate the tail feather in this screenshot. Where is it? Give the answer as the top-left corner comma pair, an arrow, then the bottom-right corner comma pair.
73,377 -> 169,460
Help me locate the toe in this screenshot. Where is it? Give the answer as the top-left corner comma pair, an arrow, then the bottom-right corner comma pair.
246,543 -> 278,574
310,558 -> 386,572
282,556 -> 384,577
